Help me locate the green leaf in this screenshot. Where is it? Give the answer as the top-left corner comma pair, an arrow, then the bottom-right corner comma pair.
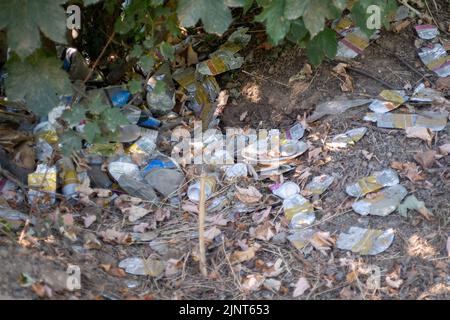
84,0 -> 102,5
101,108 -> 129,132
159,42 -> 175,61
130,45 -> 143,58
150,0 -> 164,7
115,16 -> 136,35
283,0 -> 307,20
0,0 -> 67,58
286,19 -> 308,44
128,79 -> 142,94
84,122 -> 101,144
332,0 -> 348,11
62,106 -> 86,126
139,55 -> 155,72
306,28 -> 337,66
88,94 -> 109,115
177,0 -> 232,35
225,0 -> 253,12
301,0 -> 340,38
255,0 -> 291,44
143,37 -> 155,49
5,52 -> 72,117
153,80 -> 166,95
60,131 -> 83,156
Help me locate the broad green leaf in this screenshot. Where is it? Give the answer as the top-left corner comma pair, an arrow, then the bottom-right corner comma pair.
60,131 -> 83,156
128,80 -> 142,94
5,52 -> 72,116
139,55 -> 155,72
302,0 -> 340,38
88,95 -> 108,115
306,28 -> 337,66
101,108 -> 129,132
84,0 -> 102,5
225,0 -> 253,12
286,19 -> 308,44
130,45 -> 143,58
255,0 -> 291,44
284,0 -> 307,20
62,106 -> 86,126
84,122 -> 101,144
177,0 -> 232,35
0,0 -> 67,58
115,16 -> 136,34
333,0 -> 348,11
153,80 -> 166,95
150,0 -> 164,7
159,42 -> 175,61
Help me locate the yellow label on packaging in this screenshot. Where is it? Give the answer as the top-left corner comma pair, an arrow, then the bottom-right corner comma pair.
350,229 -> 384,255
63,170 -> 78,185
426,55 -> 450,70
285,203 -> 314,221
37,130 -> 58,144
205,56 -> 229,76
334,16 -> 353,33
379,90 -> 406,104
28,172 -> 57,192
345,32 -> 369,51
357,176 -> 383,195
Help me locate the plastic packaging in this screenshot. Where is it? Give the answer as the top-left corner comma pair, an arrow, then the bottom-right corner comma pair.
28,164 -> 57,205
336,227 -> 395,255
117,124 -> 142,143
121,104 -> 142,124
308,99 -> 372,122
85,154 -> 112,188
282,194 -> 315,226
368,90 -> 409,113
270,182 -> 300,199
187,175 -> 217,202
34,122 -> 58,144
287,229 -> 316,250
345,168 -> 399,197
197,50 -> 244,76
117,175 -> 158,201
146,63 -> 176,115
56,157 -> 79,197
128,134 -> 157,156
364,111 -> 448,131
107,157 -> 142,182
415,24 -> 439,40
327,127 -> 367,148
352,184 -> 408,216
144,168 -> 185,198
336,28 -> 371,59
224,163 -> 248,179
242,139 -> 308,165
303,175 -> 335,196
418,43 -> 450,77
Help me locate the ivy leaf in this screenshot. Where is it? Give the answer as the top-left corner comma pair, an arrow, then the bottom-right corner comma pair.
306,28 -> 337,66
130,45 -> 143,58
84,0 -> 102,5
0,0 -> 67,58
62,106 -> 86,126
5,52 -> 72,117
153,80 -> 166,95
301,0 -> 340,38
177,0 -> 232,35
255,0 -> 291,45
225,0 -> 253,12
128,80 -> 142,94
88,94 -> 108,115
159,42 -> 175,61
101,108 -> 129,133
84,122 -> 101,144
286,19 -> 308,44
60,131 -> 83,156
332,0 -> 348,11
139,55 -> 155,72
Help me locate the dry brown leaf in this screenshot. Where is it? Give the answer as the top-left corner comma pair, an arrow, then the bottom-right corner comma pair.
436,76 -> 450,90
262,258 -> 284,277
438,143 -> 450,155
83,233 -> 102,250
263,278 -> 281,292
133,223 -> 150,233
392,19 -> 411,32
165,258 -> 183,277
386,276 -> 403,289
155,208 -> 170,222
100,229 -> 132,245
414,150 -> 436,169
230,246 -> 257,264
254,221 -> 276,241
108,267 -> 126,278
252,206 -> 272,224
31,282 -> 52,298
241,274 -> 265,291
83,215 -> 96,228
293,277 -> 310,297
308,147 -> 322,162
239,111 -> 248,121
186,44 -> 198,66
204,226 -> 222,242
235,185 -> 262,204
391,161 -> 425,182
405,127 -> 432,143
123,206 -> 151,222
309,231 -> 335,254
13,142 -> 35,170
182,201 -> 199,214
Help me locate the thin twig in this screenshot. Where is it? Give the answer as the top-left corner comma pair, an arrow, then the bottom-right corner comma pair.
242,70 -> 290,88
198,173 -> 207,277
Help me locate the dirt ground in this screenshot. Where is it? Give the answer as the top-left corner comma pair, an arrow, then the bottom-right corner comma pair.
1,14 -> 449,300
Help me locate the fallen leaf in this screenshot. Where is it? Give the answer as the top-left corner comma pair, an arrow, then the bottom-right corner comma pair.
62,213 -> 74,226
165,258 -> 183,277
361,150 -> 373,160
309,231 -> 335,254
123,206 -> 151,222
293,277 -> 310,297
182,201 -> 199,214
235,185 -> 262,204
438,143 -> 450,155
252,206 -> 272,224
204,226 -> 222,242
393,19 -> 411,32
155,208 -> 170,222
414,150 -> 436,169
406,127 -> 432,143
254,221 -> 276,241
83,233 -> 102,250
386,276 -> 403,289
93,188 -> 112,197
205,214 -> 229,226
31,282 -> 52,298
83,215 -> 96,228
262,258 -> 284,277
242,274 -> 265,291
230,246 -> 257,264
133,223 -> 150,233
391,161 -> 425,182
100,229 -> 132,245
436,77 -> 450,90
240,111 -> 248,121
263,278 -> 281,292
186,44 -> 198,66
108,267 -> 126,278
398,195 -> 433,220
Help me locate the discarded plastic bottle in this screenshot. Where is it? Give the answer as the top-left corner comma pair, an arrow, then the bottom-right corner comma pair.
56,157 -> 79,198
